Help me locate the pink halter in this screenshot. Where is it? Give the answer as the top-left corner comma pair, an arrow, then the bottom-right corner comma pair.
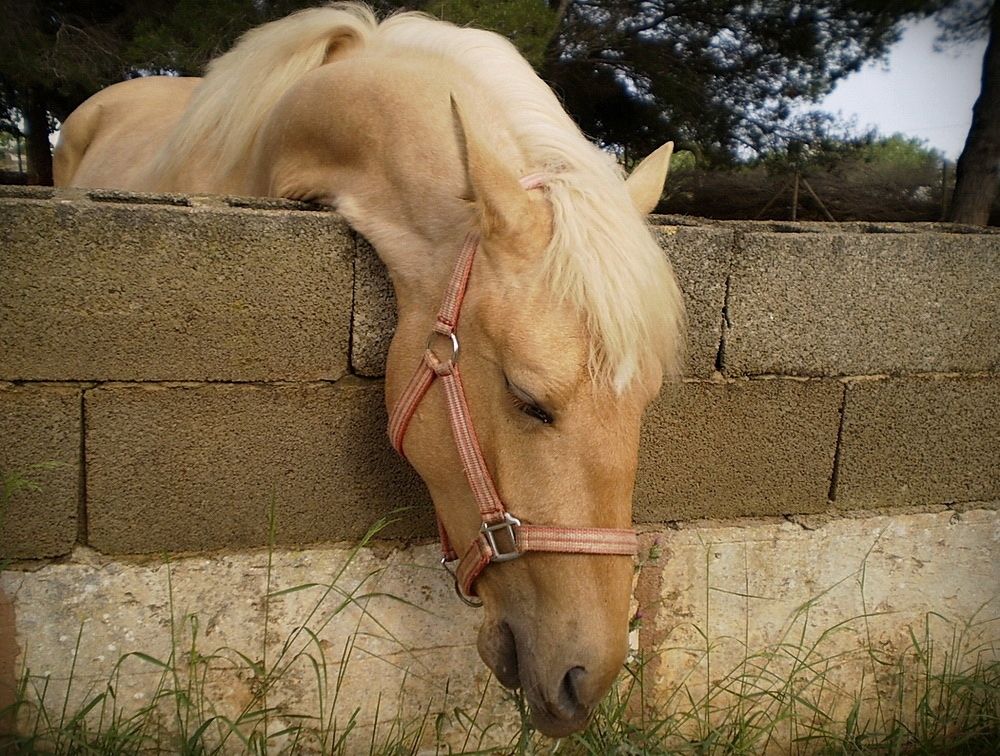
387,175 -> 637,603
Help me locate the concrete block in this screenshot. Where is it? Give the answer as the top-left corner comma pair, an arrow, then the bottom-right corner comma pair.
0,383 -> 80,558
351,236 -> 396,377
636,378 -> 843,520
835,376 -> 1000,508
725,230 -> 1000,376
653,223 -> 732,377
85,379 -> 432,554
1,197 -> 354,382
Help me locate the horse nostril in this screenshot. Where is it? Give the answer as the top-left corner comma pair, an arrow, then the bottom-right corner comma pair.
557,666 -> 587,719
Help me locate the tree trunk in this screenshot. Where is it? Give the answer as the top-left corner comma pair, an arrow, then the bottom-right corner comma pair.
949,1 -> 1000,225
24,86 -> 53,186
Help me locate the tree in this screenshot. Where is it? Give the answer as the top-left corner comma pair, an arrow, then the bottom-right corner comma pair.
0,0 -> 316,185
0,0 -> 171,184
406,0 -> 562,68
944,0 -> 998,225
536,1 -> 947,165
0,0 -> 964,185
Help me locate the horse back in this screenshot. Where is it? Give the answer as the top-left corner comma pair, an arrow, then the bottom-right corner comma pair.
54,76 -> 201,190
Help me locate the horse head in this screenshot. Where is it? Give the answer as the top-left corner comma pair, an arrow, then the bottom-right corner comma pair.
386,110 -> 678,736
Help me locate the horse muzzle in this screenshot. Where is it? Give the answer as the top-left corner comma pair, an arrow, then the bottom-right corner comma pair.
476,616 -> 624,737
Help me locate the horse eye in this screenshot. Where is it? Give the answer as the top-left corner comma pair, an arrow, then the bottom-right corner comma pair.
506,380 -> 553,425
516,397 -> 553,424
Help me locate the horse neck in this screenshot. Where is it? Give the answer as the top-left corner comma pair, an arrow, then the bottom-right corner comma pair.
295,65 -> 526,315
348,188 -> 475,317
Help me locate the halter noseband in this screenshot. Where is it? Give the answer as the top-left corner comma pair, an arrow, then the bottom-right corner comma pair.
387,175 -> 637,604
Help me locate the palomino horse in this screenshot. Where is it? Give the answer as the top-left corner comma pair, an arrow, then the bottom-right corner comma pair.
55,2 -> 684,737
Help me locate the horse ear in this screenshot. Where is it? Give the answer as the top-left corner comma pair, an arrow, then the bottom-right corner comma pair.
451,95 -> 533,238
625,142 -> 673,215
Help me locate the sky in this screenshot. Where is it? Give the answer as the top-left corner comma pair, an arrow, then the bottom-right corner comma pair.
814,17 -> 988,161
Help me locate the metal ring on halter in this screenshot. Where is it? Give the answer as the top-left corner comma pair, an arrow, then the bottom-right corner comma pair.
441,557 -> 483,607
426,329 -> 459,365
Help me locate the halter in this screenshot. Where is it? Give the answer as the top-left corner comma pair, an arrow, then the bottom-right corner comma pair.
387,175 -> 637,604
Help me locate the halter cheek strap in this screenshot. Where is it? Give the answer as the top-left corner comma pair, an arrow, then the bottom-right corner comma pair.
387,175 -> 637,603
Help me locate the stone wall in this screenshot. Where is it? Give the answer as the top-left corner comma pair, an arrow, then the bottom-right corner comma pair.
2,185 -> 998,559
2,186 -> 998,750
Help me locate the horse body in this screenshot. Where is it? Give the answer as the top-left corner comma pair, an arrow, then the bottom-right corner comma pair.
55,3 -> 683,737
53,76 -> 198,190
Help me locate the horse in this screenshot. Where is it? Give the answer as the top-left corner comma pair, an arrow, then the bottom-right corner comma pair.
54,2 -> 684,737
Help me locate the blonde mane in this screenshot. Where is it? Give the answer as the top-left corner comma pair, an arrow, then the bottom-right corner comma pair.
155,2 -> 683,390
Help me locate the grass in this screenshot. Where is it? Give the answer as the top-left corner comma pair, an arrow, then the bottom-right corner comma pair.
1,469 -> 998,754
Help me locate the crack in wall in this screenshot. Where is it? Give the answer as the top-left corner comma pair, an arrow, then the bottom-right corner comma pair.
716,273 -> 733,373
78,388 -> 88,547
827,381 -> 850,503
347,232 -> 360,377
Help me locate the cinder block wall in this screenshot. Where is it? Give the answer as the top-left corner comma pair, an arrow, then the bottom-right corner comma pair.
2,186 -> 998,560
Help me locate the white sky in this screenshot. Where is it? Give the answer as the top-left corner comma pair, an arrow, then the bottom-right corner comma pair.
816,17 -> 988,161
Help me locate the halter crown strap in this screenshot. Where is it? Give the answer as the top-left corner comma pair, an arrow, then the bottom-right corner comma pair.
387,174 -> 637,602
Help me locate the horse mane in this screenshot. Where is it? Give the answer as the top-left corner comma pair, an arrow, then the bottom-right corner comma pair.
150,3 -> 378,189
154,2 -> 683,391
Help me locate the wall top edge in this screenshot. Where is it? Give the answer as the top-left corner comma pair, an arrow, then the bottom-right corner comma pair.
651,213 -> 1000,236
4,186 -> 997,236
0,185 -> 333,214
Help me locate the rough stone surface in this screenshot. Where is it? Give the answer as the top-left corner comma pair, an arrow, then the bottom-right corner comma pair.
1,197 -> 354,382
4,193 -> 1000,567
636,378 -> 843,521
85,379 -> 433,554
351,236 -> 397,377
0,543 -> 503,753
653,222 -> 732,377
724,230 -> 1000,376
635,508 -> 1000,746
835,376 -> 1000,508
3,508 -> 997,752
0,383 -> 81,558
348,221 -> 729,379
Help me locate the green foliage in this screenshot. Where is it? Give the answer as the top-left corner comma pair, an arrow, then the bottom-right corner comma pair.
123,0 -> 333,76
541,0 -> 951,163
662,132 -> 949,221
758,131 -> 942,175
0,0 -> 963,173
935,0 -> 993,48
418,0 -> 560,69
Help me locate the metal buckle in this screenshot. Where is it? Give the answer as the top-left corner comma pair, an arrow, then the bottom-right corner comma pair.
482,513 -> 522,563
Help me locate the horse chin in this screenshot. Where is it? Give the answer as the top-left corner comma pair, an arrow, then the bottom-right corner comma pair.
476,619 -> 595,738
